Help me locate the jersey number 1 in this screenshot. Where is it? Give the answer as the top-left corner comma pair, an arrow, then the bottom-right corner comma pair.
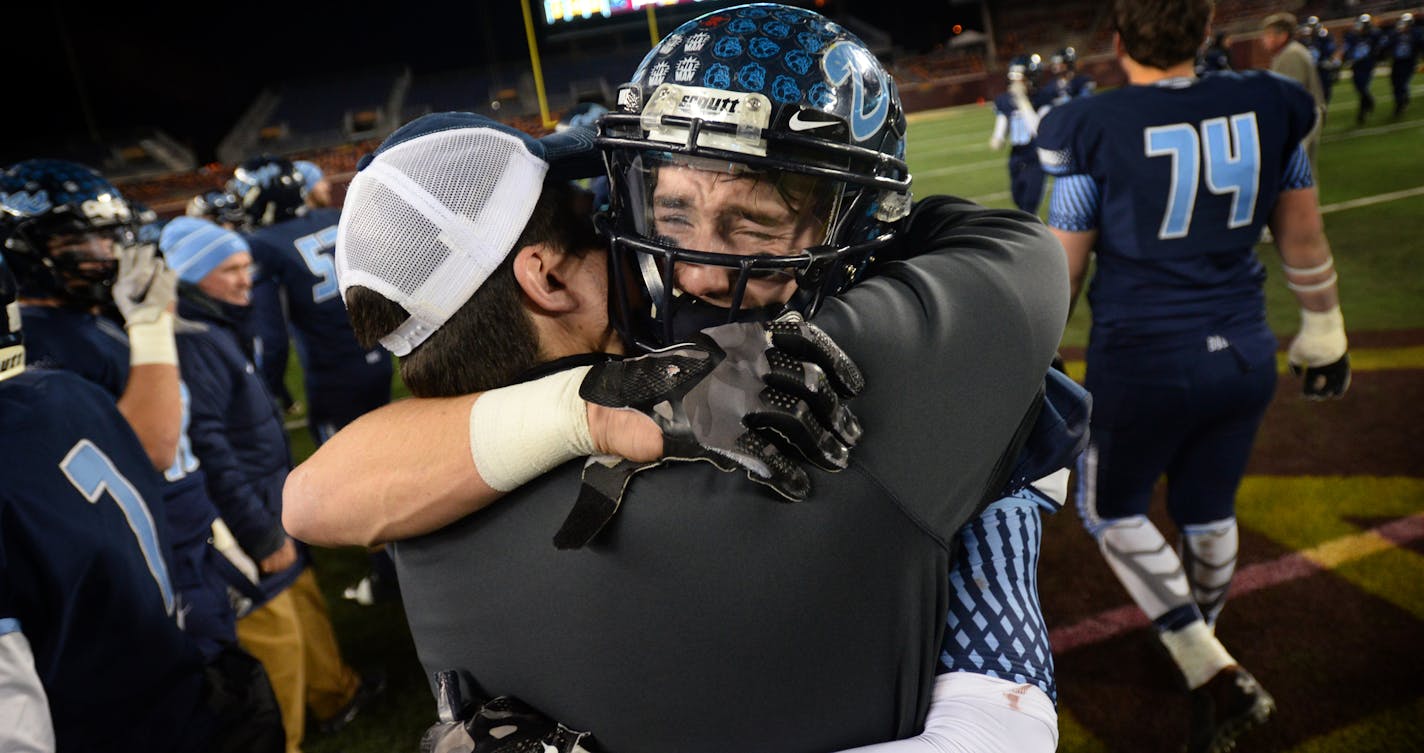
1144,113 -> 1261,239
61,439 -> 176,615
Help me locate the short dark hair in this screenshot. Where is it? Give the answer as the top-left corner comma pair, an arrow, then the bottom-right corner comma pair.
1113,0 -> 1215,70
345,179 -> 603,397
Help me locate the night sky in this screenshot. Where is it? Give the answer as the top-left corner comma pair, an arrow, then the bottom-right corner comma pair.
6,1 -> 971,165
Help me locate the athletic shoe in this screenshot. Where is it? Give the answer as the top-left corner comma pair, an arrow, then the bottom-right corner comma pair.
315,669 -> 388,735
1186,664 -> 1275,753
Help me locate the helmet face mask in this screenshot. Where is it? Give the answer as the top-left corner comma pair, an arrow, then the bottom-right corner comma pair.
598,3 -> 910,352
0,159 -> 135,307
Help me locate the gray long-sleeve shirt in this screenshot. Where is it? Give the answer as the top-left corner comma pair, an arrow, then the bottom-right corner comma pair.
393,196 -> 1070,753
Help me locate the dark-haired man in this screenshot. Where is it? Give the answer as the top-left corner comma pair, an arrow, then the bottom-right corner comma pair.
1038,1 -> 1350,751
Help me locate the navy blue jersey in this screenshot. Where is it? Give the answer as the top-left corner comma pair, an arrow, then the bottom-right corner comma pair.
993,91 -> 1050,147
20,305 -> 129,396
1387,27 -> 1423,64
1197,47 -> 1231,74
0,368 -> 212,753
1037,72 -> 1317,347
1307,32 -> 1337,66
22,305 -> 235,656
1045,74 -> 1095,106
245,209 -> 392,396
1344,28 -> 1385,68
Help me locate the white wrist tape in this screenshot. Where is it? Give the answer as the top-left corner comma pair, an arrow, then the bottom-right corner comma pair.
1286,271 -> 1338,293
127,312 -> 178,366
1282,256 -> 1334,276
1289,305 -> 1347,366
468,365 -> 597,491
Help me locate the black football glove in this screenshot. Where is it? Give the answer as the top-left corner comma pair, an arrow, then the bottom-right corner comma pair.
420,670 -> 598,753
1290,354 -> 1351,400
579,311 -> 864,498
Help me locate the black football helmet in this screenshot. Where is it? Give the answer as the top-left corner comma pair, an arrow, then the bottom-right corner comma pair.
227,155 -> 308,228
0,249 -> 23,381
187,188 -> 249,229
597,3 -> 911,351
0,159 -> 136,306
1049,47 -> 1076,75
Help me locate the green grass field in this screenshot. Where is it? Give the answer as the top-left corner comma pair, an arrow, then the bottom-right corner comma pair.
292,72 -> 1424,752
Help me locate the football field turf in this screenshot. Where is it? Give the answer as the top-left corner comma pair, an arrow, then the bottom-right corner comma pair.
293,73 -> 1424,753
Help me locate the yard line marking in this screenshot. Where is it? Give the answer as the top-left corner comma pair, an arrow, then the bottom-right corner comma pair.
1062,345 -> 1424,382
967,190 -> 1012,203
915,157 -> 1006,177
1320,185 -> 1424,214
1323,118 -> 1424,141
1326,83 -> 1424,113
1049,512 -> 1424,653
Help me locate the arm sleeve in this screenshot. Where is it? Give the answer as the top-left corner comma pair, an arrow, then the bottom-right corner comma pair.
813,197 -> 1070,544
182,340 -> 286,560
990,113 -> 1008,144
0,625 -> 56,753
1046,174 -> 1101,232
1279,145 -> 1315,190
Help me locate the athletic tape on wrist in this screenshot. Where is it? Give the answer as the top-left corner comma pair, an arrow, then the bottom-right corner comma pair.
1291,305 -> 1347,365
1286,271 -> 1338,293
127,312 -> 178,366
1281,255 -> 1334,277
468,365 -> 596,491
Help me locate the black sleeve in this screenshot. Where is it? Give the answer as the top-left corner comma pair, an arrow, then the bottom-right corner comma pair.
813,195 -> 1069,544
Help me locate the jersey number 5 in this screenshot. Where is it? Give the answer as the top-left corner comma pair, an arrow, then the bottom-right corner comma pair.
1144,113 -> 1261,240
294,226 -> 340,304
61,439 -> 176,615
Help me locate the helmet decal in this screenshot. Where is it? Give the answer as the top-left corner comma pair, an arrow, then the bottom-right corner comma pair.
822,41 -> 889,142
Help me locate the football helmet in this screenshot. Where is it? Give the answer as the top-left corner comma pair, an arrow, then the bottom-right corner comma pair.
187,188 -> 249,228
1049,47 -> 1076,75
226,155 -> 307,228
1008,54 -> 1043,89
0,159 -> 136,305
1354,14 -> 1372,32
597,3 -> 911,351
1399,13 -> 1414,30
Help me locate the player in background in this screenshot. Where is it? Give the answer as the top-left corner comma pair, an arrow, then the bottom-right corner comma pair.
1196,31 -> 1232,75
1262,13 -> 1326,179
1386,13 -> 1422,117
0,159 -> 261,663
1044,47 -> 1096,106
1342,14 -> 1386,124
1037,0 -> 1350,751
0,217 -> 281,753
1301,16 -> 1340,103
989,54 -> 1052,213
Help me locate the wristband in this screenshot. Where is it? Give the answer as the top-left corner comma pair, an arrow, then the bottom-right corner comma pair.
127,312 -> 178,366
469,365 -> 596,491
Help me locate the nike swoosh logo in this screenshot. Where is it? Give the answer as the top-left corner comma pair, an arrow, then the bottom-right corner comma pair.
788,111 -> 837,131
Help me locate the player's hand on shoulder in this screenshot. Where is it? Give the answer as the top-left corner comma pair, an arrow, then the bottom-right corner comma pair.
579,311 -> 865,501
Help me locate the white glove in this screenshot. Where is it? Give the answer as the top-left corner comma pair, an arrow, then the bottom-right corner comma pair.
989,135 -> 1005,151
1287,306 -> 1347,368
111,244 -> 177,328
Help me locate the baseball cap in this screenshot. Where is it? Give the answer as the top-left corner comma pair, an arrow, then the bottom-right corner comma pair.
336,111 -> 600,356
159,216 -> 250,284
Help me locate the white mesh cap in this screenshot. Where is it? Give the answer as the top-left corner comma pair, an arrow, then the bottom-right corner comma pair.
336,114 -> 569,356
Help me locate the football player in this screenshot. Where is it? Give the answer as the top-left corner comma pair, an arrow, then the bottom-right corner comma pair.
294,160 -> 335,209
1342,14 -> 1386,124
288,5 -> 1079,751
0,160 -> 256,663
1195,31 -> 1232,75
0,239 -> 280,753
1307,18 -> 1340,103
1037,0 -> 1350,751
228,154 -> 392,444
1044,46 -> 1096,106
186,188 -> 248,230
989,54 -> 1053,213
1386,13 -> 1422,117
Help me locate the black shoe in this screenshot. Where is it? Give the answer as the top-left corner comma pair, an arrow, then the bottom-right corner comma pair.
1186,665 -> 1275,753
315,670 -> 388,735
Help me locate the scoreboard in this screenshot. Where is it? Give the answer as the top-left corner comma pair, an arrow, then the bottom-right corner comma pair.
542,0 -> 721,25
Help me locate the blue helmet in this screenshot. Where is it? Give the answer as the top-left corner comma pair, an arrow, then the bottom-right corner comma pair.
227,155 -> 307,227
0,159 -> 136,305
0,250 -> 22,381
598,3 -> 911,351
1049,47 -> 1077,73
1008,54 -> 1043,88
